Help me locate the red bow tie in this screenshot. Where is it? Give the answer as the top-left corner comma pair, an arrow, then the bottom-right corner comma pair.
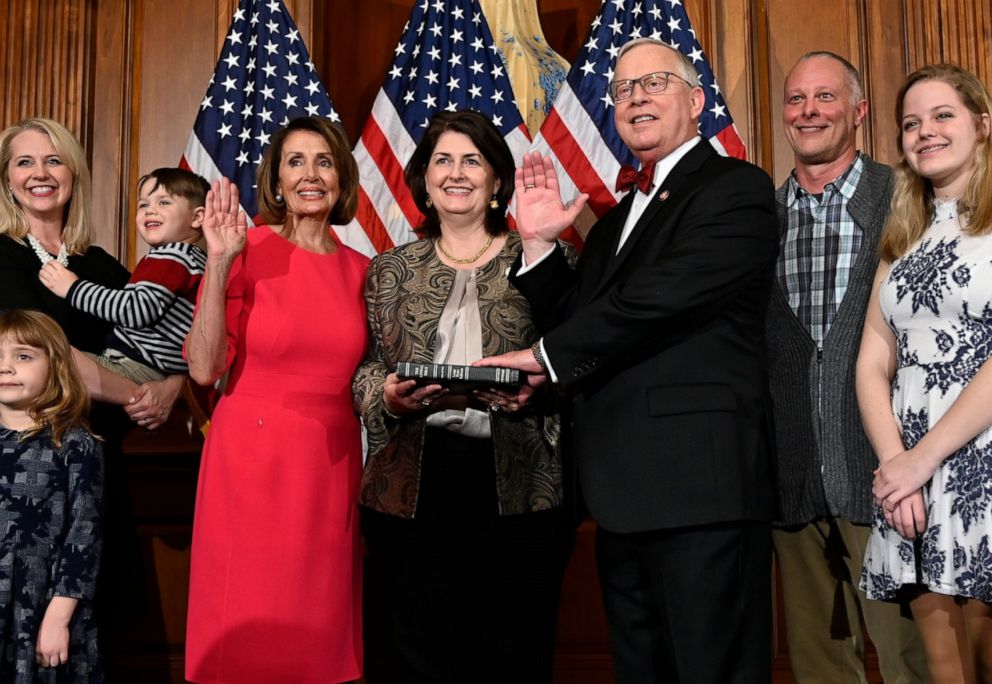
615,161 -> 657,194
617,162 -> 657,195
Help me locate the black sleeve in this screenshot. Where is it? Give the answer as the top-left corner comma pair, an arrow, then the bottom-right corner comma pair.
544,164 -> 778,389
0,235 -> 53,311
0,237 -> 131,353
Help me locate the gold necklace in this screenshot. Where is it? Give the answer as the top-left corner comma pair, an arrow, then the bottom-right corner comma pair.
436,233 -> 494,264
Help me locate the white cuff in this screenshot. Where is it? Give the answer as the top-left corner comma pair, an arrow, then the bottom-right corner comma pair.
539,338 -> 558,384
516,243 -> 556,275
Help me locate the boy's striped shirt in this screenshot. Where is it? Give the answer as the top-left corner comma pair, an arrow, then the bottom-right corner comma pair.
68,242 -> 206,374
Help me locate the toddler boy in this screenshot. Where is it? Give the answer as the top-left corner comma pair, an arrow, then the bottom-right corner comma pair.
40,168 -> 209,400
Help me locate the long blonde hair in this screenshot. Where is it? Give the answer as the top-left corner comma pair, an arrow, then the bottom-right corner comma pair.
0,117 -> 95,254
0,310 -> 92,446
880,64 -> 992,262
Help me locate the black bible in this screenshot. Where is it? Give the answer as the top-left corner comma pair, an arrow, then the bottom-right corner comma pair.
395,361 -> 522,394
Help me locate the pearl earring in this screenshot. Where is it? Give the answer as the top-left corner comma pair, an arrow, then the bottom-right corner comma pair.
276,193 -> 283,203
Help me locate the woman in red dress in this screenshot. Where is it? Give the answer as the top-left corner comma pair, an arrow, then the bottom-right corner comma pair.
184,117 -> 369,683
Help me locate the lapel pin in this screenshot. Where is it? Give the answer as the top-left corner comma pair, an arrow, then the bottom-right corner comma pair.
658,190 -> 670,202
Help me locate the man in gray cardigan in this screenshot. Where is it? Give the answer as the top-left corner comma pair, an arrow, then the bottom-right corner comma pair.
766,52 -> 929,683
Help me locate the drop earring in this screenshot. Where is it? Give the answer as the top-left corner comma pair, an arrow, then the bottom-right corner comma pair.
425,197 -> 433,208
490,195 -> 499,209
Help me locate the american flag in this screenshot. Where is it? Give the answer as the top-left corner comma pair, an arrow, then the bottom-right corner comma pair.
531,0 -> 746,227
335,0 -> 532,257
180,0 -> 342,228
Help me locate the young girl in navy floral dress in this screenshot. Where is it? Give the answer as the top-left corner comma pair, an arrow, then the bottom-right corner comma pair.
857,64 -> 992,683
0,310 -> 103,683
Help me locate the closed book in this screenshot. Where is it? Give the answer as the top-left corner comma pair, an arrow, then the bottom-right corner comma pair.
395,361 -> 522,394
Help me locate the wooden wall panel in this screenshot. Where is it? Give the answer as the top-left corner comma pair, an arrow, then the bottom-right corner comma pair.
862,0 -> 907,167
313,0 -> 417,144
90,0 -> 135,259
761,0 -> 874,184
905,0 -> 992,82
706,0 -> 761,163
107,439 -> 202,683
128,0 -> 222,263
532,0 -> 602,89
0,0 -> 94,139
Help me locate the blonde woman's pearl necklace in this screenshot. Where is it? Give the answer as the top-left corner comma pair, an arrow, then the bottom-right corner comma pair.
436,234 -> 494,264
26,234 -> 69,267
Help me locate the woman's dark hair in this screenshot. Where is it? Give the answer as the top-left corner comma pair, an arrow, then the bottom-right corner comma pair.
256,116 -> 358,226
404,110 -> 515,238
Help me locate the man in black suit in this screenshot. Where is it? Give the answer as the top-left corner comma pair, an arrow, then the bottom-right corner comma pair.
478,38 -> 778,682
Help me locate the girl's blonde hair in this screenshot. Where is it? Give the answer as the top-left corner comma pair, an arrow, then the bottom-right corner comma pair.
0,117 -> 95,254
0,310 -> 91,446
880,64 -> 992,262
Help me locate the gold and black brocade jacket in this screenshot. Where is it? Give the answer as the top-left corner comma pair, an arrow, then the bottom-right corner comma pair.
352,233 -> 568,518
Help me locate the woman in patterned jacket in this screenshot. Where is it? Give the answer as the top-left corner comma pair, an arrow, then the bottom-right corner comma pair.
353,110 -> 575,683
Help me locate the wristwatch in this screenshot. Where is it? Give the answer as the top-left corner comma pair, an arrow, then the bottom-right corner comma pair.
531,340 -> 548,373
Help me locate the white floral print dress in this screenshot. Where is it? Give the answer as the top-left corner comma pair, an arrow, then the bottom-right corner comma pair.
861,199 -> 992,602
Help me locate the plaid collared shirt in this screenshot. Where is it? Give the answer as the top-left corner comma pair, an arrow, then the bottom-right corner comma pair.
777,153 -> 866,345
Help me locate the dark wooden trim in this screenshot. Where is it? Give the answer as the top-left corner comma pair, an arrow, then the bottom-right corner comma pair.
750,0 -> 774,174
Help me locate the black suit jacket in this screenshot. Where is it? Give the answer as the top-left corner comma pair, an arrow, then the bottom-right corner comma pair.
512,140 -> 779,534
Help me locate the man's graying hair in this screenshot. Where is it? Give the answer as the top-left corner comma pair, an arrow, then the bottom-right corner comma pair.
797,51 -> 865,104
616,38 -> 701,88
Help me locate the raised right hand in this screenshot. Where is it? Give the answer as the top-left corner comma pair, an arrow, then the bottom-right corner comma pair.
203,178 -> 248,261
514,151 -> 588,247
